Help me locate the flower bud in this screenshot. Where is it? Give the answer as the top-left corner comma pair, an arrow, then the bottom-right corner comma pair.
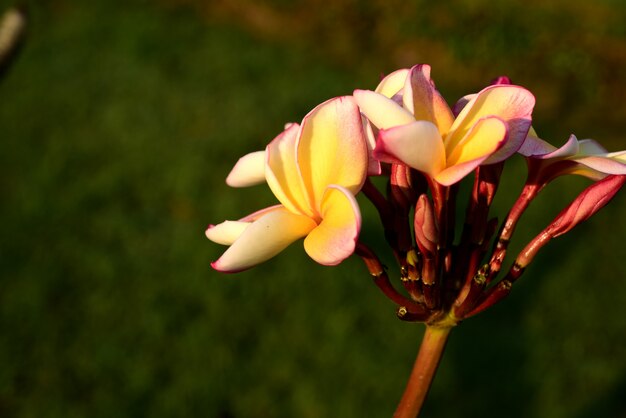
414,194 -> 439,258
518,175 -> 625,268
389,163 -> 415,212
548,174 -> 625,238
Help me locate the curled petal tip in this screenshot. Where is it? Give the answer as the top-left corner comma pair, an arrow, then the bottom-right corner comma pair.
533,134 -> 580,160
210,260 -> 246,274
210,208 -> 316,273
491,76 -> 512,85
205,224 -> 215,239
374,68 -> 409,98
353,89 -> 415,130
518,134 -> 558,157
206,220 -> 252,245
226,150 -> 266,187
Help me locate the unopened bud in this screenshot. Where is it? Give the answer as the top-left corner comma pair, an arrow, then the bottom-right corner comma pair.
414,194 -> 439,257
518,175 -> 625,268
389,164 -> 415,211
547,174 -> 625,238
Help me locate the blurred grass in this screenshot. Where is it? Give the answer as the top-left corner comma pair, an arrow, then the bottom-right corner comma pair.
0,0 -> 624,417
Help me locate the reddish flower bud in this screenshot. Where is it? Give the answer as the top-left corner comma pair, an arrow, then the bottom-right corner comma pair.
414,194 -> 439,258
548,174 -> 625,238
518,175 -> 625,267
390,163 -> 415,211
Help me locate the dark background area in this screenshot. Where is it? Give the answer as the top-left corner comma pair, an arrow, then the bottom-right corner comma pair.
0,0 -> 625,416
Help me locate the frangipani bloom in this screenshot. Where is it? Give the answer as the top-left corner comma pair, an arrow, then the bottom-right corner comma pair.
354,64 -> 535,185
206,97 -> 368,273
519,133 -> 626,181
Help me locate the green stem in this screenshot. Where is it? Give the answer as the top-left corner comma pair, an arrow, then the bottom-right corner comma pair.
393,325 -> 452,418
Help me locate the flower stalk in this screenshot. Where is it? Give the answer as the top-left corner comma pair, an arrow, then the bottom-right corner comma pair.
487,181 -> 541,282
393,325 -> 452,418
356,243 -> 427,316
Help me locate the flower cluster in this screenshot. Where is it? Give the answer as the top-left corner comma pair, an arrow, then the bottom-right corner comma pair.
207,64 -> 626,324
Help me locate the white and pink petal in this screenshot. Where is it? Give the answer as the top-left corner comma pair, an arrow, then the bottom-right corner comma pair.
518,134 -> 557,157
353,89 -> 415,130
575,156 -> 626,175
577,139 -> 609,156
605,150 -> 626,162
373,121 -> 446,177
524,134 -> 579,159
207,205 -> 285,245
206,221 -> 251,246
211,207 -> 317,273
226,150 -> 266,187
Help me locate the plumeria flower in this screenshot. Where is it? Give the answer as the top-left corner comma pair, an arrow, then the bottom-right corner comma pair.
354,64 -> 535,185
519,133 -> 626,182
206,97 -> 368,272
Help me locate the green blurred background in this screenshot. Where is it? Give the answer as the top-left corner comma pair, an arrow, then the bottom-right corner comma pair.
1,0 -> 625,416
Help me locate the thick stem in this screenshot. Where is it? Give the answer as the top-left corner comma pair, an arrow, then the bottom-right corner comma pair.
393,325 -> 452,418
